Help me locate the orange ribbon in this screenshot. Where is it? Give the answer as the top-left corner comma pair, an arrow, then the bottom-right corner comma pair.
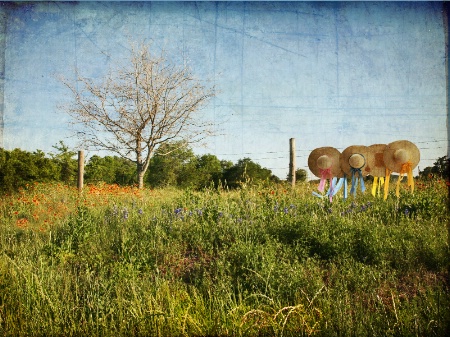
396,161 -> 414,197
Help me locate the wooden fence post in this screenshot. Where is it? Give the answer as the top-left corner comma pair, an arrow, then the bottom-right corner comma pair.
289,138 -> 296,187
78,150 -> 84,193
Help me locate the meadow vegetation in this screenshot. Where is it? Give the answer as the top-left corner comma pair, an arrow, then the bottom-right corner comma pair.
0,179 -> 449,336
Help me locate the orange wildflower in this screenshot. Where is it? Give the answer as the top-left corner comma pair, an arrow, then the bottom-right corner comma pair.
16,218 -> 29,228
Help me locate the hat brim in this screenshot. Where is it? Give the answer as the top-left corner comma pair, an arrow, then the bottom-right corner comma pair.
367,144 -> 387,177
383,140 -> 420,172
340,145 -> 370,176
308,147 -> 343,178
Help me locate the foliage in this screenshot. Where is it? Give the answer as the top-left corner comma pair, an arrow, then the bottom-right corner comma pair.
190,154 -> 223,189
0,179 -> 449,336
0,143 -> 283,193
0,148 -> 59,192
85,155 -> 136,185
49,141 -> 78,185
419,155 -> 448,179
286,168 -> 307,183
296,168 -> 307,182
146,144 -> 277,190
146,141 -> 197,188
222,157 -> 276,188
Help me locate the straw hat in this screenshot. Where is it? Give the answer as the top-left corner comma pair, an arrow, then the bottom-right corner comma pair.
308,147 -> 343,178
340,145 -> 370,176
367,144 -> 387,177
383,140 -> 420,173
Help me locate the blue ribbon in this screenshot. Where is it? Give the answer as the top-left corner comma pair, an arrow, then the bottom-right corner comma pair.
327,177 -> 341,197
312,191 -> 323,198
313,176 -> 351,200
350,168 -> 366,196
343,176 -> 348,199
326,177 -> 338,197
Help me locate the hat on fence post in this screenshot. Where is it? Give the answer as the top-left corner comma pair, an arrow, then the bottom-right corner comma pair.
340,145 -> 369,196
367,144 -> 387,198
308,147 -> 342,200
383,140 -> 420,197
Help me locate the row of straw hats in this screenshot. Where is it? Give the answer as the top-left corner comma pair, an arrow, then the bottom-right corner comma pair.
308,140 -> 420,179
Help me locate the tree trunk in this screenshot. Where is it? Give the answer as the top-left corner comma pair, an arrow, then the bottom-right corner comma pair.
136,144 -> 144,189
138,169 -> 145,189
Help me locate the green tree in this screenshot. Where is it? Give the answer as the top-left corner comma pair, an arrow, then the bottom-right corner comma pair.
295,168 -> 307,182
419,155 -> 448,180
222,158 -> 274,188
85,155 -> 136,185
185,154 -> 223,189
0,148 -> 59,192
146,141 -> 196,188
50,141 -> 78,185
431,156 -> 448,178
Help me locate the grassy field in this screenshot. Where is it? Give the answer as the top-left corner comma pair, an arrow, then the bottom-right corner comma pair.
0,179 -> 449,336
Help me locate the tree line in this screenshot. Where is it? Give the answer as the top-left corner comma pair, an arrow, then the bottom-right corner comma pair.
0,141 -> 291,192
1,141 -> 445,193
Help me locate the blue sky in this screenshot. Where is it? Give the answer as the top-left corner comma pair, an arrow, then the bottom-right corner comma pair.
0,1 -> 447,180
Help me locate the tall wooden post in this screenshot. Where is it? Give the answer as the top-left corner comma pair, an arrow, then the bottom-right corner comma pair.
78,150 -> 84,193
289,138 -> 296,187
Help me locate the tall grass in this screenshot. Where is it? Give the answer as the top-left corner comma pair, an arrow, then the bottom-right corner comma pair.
0,180 -> 448,336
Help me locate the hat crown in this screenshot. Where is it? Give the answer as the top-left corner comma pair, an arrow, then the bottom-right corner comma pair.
348,154 -> 365,169
394,149 -> 409,163
317,155 -> 332,169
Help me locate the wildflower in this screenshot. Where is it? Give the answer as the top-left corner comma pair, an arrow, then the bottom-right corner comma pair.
283,207 -> 289,214
138,208 -> 143,215
123,208 -> 129,220
196,209 -> 203,216
174,208 -> 183,215
404,208 -> 409,216
16,218 -> 29,228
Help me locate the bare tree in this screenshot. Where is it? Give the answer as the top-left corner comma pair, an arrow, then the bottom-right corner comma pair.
60,43 -> 215,188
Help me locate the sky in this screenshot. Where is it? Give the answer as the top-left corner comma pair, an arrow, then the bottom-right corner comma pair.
0,1 -> 448,180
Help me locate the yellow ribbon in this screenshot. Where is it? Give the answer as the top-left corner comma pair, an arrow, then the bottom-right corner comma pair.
371,177 -> 385,197
384,168 -> 391,200
371,177 -> 378,197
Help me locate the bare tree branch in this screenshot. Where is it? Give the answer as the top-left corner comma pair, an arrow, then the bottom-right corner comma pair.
59,41 -> 215,188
